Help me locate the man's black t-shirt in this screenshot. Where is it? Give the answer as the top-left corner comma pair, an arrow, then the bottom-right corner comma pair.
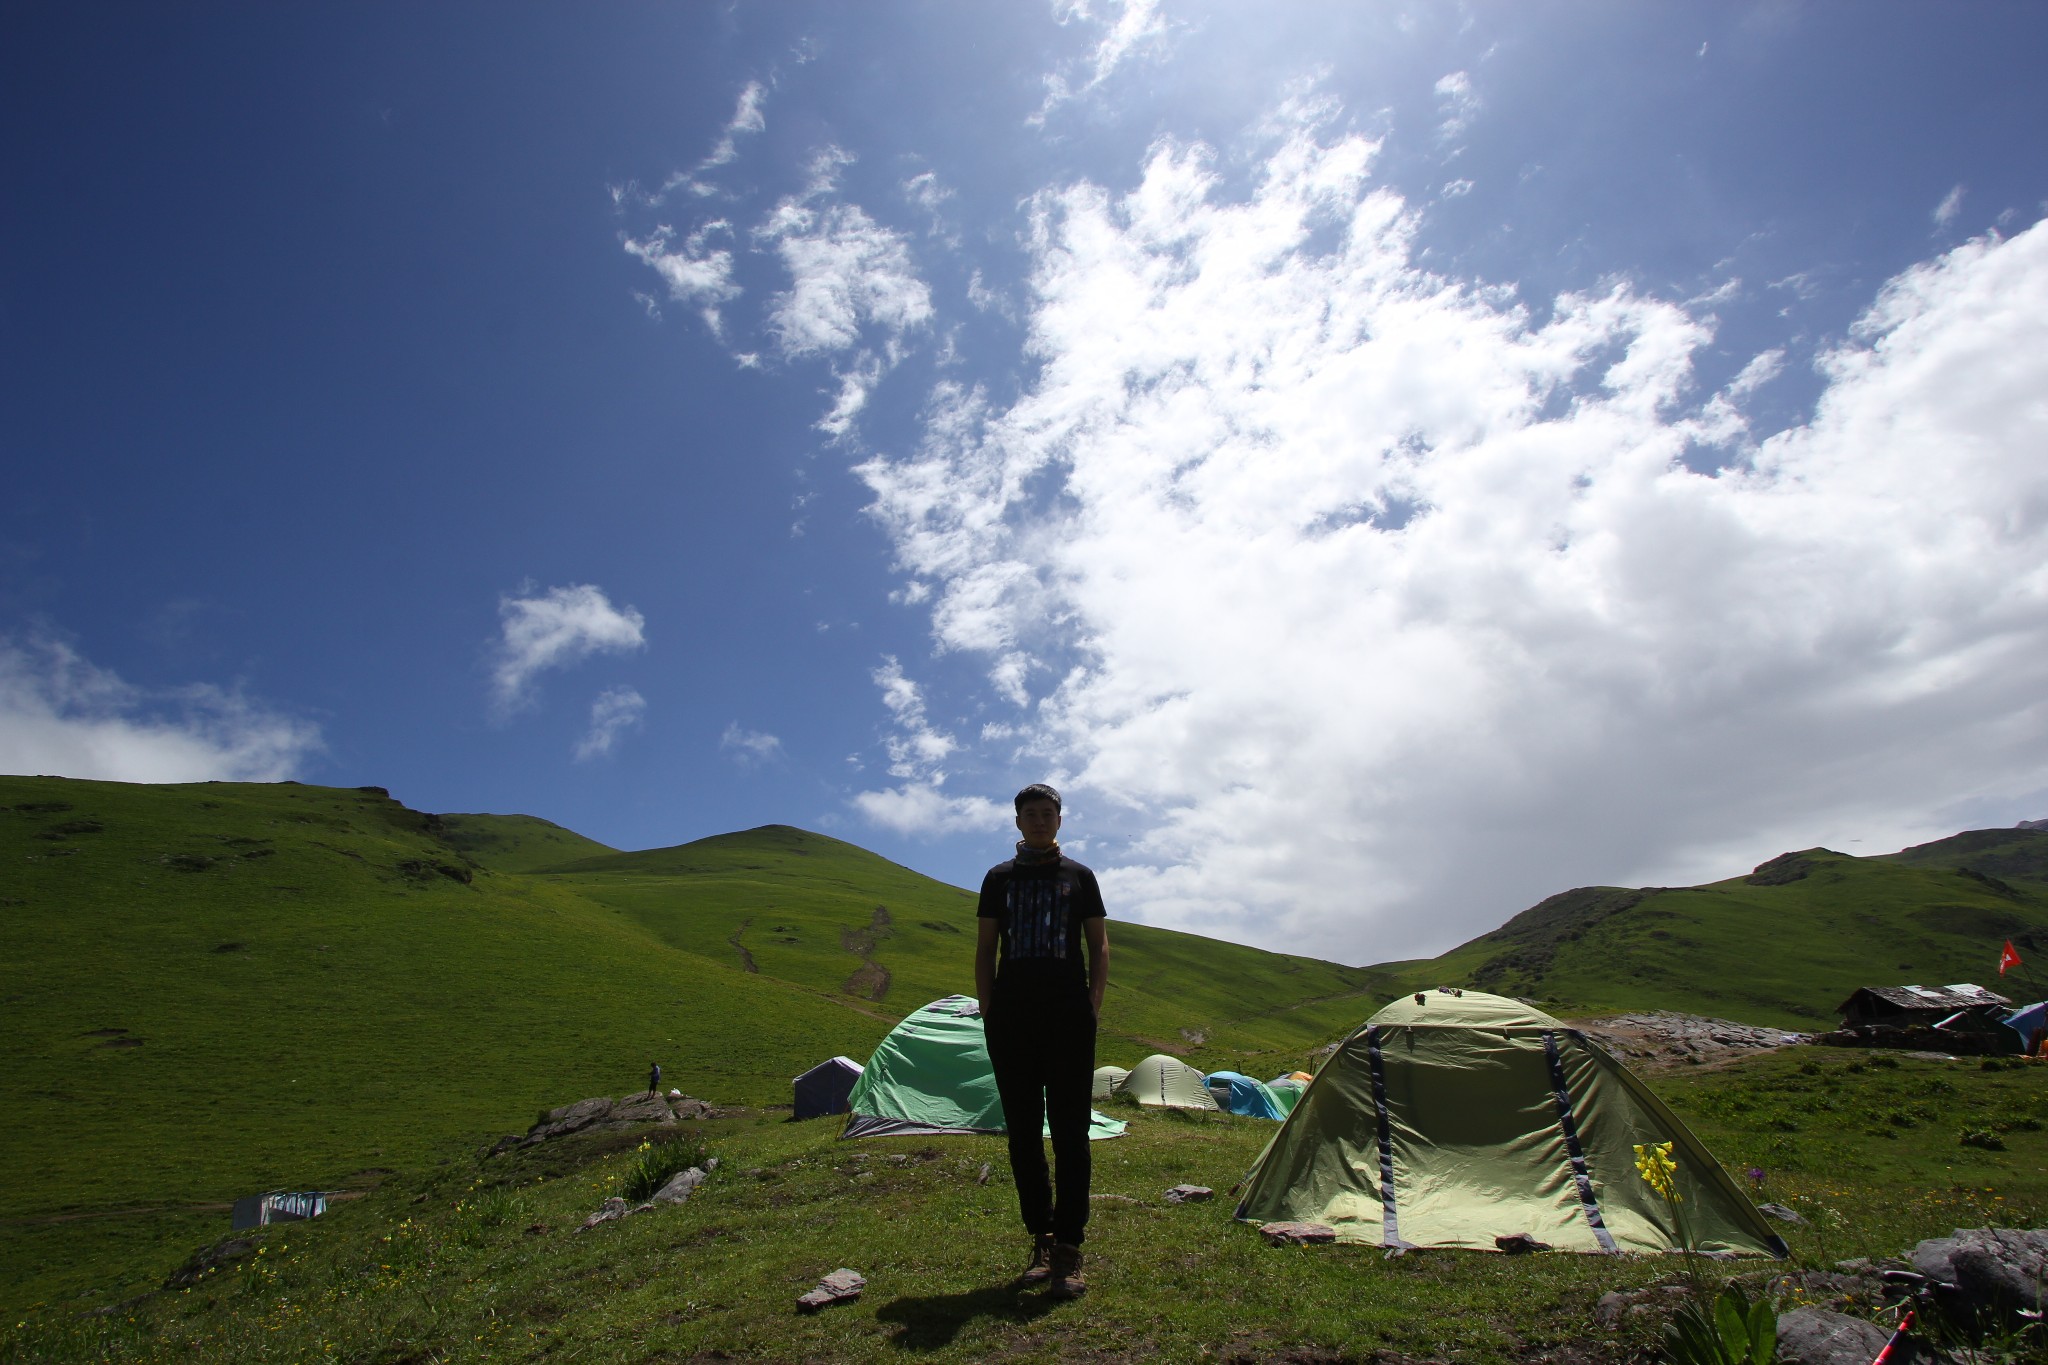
977,855 -> 1106,1001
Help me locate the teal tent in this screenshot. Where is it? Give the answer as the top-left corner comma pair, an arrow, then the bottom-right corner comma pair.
1205,1070 -> 1287,1120
843,996 -> 1126,1141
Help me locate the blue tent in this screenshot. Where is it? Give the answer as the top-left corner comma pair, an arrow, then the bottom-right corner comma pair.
2003,1001 -> 2048,1055
1202,1070 -> 1287,1120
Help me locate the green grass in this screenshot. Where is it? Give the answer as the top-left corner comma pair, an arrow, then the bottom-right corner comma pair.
1397,843 -> 2048,1027
541,825 -> 1390,1063
432,811 -> 618,873
0,777 -> 1381,1316
12,772 -> 2048,1352
0,778 -> 890,1312
9,1046 -> 2047,1364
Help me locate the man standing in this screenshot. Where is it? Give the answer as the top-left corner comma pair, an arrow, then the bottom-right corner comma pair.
976,783 -> 1110,1300
647,1060 -> 661,1097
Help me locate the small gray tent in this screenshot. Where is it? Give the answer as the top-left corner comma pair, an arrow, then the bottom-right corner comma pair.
793,1055 -> 864,1121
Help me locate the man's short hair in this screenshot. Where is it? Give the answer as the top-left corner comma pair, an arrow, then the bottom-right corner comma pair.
1013,783 -> 1062,812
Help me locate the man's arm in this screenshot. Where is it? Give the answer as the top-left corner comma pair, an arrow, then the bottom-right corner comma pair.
975,918 -> 1000,1022
1084,916 -> 1109,1022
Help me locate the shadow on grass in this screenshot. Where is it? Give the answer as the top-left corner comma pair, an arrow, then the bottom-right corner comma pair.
873,1282 -> 1062,1350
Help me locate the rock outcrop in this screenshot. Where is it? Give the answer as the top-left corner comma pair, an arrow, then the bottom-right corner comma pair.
487,1092 -> 718,1156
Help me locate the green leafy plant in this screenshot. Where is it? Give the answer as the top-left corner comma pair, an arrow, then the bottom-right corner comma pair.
1665,1282 -> 1778,1365
622,1136 -> 710,1202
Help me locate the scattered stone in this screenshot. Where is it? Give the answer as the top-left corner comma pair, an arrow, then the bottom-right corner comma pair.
1164,1184 -> 1214,1204
1774,1309 -> 1905,1365
653,1167 -> 708,1204
1494,1233 -> 1550,1254
1260,1221 -> 1337,1245
1758,1201 -> 1807,1224
797,1268 -> 866,1312
1945,1229 -> 2048,1315
163,1236 -> 262,1289
577,1197 -> 630,1232
976,1163 -> 991,1186
490,1093 -> 720,1155
1593,1291 -> 1628,1329
1572,1012 -> 1807,1069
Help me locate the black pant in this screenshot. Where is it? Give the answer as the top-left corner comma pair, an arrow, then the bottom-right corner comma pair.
984,993 -> 1097,1246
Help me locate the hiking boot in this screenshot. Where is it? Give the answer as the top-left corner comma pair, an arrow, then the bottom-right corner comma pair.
1017,1233 -> 1056,1286
1047,1242 -> 1086,1299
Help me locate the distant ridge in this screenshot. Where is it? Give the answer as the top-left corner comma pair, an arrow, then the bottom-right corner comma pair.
1385,829 -> 2048,1028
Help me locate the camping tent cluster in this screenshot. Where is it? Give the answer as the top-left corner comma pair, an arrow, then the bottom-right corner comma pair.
792,988 -> 1787,1257
1090,1054 -> 1312,1119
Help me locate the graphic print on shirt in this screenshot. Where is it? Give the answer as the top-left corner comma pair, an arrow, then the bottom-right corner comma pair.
1004,875 -> 1073,962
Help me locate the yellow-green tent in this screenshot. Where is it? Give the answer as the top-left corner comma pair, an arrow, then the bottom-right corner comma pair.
1120,1053 -> 1219,1111
1234,990 -> 1787,1255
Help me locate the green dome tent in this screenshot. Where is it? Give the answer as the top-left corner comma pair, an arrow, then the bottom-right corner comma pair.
1234,990 -> 1787,1256
1119,1053 -> 1219,1111
843,995 -> 1127,1141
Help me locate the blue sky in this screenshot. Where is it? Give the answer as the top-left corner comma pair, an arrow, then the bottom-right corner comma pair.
5,3 -> 2047,964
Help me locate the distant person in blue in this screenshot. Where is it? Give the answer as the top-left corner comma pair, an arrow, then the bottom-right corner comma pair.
648,1061 -> 661,1096
975,783 -> 1109,1300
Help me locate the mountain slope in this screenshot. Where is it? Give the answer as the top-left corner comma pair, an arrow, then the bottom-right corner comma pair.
434,810 -> 618,872
0,778 -> 887,1218
1388,841 -> 2048,1027
0,777 -> 1382,1311
537,825 -> 1387,1060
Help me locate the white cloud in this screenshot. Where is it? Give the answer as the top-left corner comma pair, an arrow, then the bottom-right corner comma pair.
702,81 -> 768,169
1933,183 -> 1966,229
902,170 -> 952,214
491,584 -> 647,715
1440,178 -> 1474,200
757,193 -> 933,359
0,637 -> 321,782
622,222 -> 740,334
1434,70 -> 1481,146
852,781 -> 1011,837
720,721 -> 785,766
870,656 -> 958,778
575,686 -> 646,761
856,109 -> 2048,964
1032,0 -> 1171,125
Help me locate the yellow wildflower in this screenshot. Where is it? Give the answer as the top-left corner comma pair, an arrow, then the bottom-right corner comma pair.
1633,1141 -> 1680,1202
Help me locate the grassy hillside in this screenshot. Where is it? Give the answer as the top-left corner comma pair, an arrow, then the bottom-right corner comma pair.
1389,838 -> 2048,1027
433,811 -> 618,873
9,1047 -> 2046,1364
0,777 -> 1380,1316
540,826 -> 1389,1068
0,778 -> 895,1313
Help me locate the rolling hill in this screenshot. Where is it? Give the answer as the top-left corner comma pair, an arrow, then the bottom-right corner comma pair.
0,776 -> 1380,1312
1382,832 -> 2048,1026
7,770 -> 2045,1318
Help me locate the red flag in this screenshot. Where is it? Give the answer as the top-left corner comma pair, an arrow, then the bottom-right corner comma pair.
2000,940 -> 2023,975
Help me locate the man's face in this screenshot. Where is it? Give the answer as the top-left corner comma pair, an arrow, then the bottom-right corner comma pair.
1014,797 -> 1062,850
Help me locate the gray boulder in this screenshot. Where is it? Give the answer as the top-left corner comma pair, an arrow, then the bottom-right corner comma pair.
797,1268 -> 866,1312
1774,1309 -> 1910,1365
653,1167 -> 708,1204
1908,1228 -> 2048,1316
577,1196 -> 630,1232
492,1093 -> 715,1155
